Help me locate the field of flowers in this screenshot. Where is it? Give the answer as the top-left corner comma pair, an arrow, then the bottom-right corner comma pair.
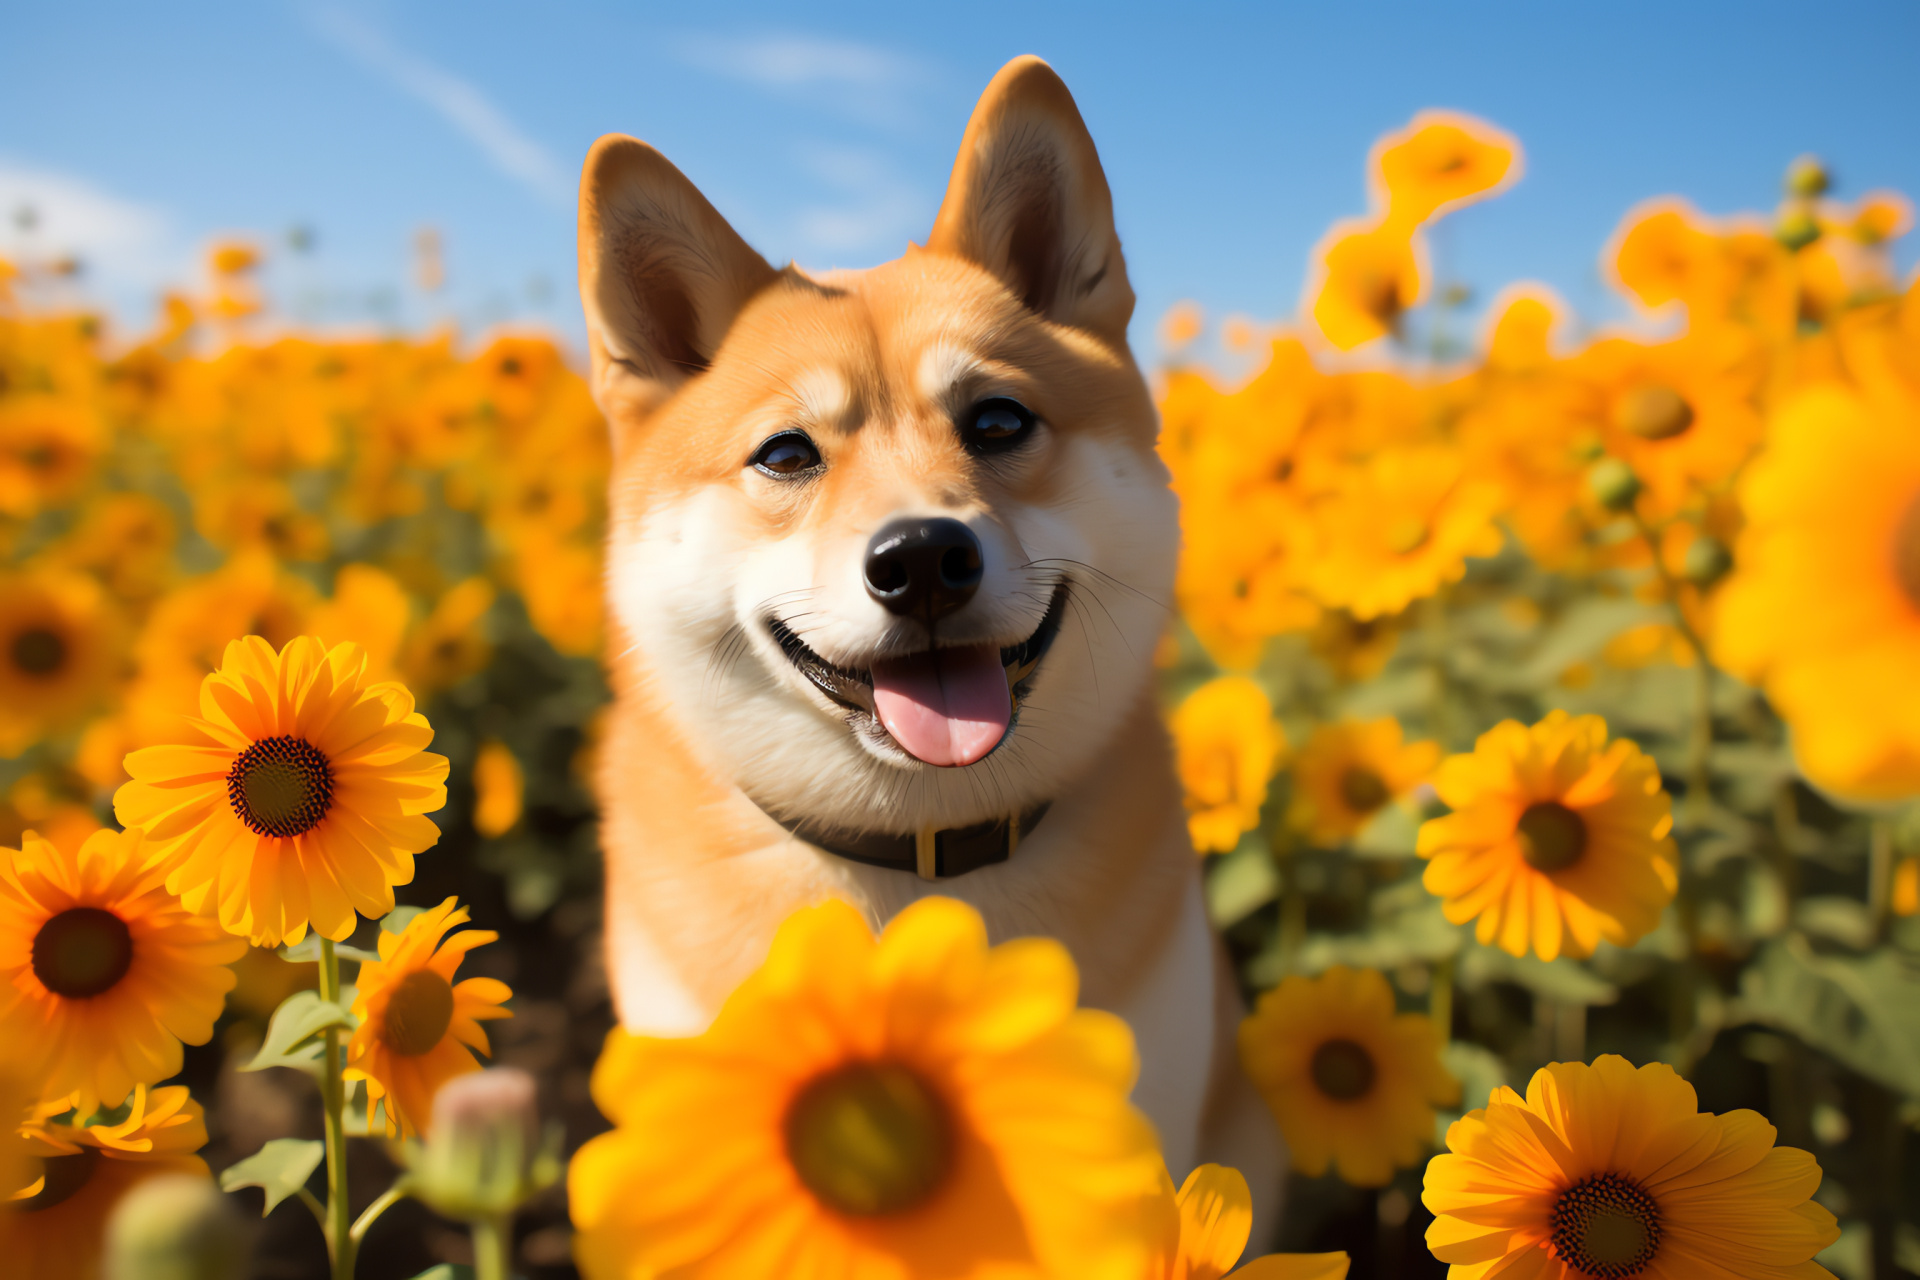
1,110 -> 1917,1280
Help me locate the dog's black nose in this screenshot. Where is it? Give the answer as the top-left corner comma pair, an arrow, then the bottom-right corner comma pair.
864,517 -> 984,622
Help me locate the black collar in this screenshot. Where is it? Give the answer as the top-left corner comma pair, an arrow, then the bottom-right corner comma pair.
764,800 -> 1052,879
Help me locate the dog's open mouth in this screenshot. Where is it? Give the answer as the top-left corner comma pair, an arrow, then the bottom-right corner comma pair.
768,584 -> 1067,767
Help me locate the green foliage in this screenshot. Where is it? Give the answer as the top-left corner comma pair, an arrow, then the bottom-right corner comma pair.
1739,933 -> 1920,1098
243,989 -> 357,1074
218,1138 -> 325,1217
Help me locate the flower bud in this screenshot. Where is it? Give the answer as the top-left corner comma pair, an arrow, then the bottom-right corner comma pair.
104,1174 -> 254,1280
404,1067 -> 560,1220
1775,202 -> 1822,252
1682,535 -> 1733,586
1785,154 -> 1831,198
1588,457 -> 1642,513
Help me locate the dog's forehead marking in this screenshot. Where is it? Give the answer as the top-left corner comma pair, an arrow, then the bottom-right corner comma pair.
915,341 -> 985,404
788,366 -> 852,426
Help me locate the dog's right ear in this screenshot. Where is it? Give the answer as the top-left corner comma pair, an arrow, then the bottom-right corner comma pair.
578,135 -> 777,420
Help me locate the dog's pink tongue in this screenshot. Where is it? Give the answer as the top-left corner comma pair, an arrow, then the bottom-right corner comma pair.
870,644 -> 1010,767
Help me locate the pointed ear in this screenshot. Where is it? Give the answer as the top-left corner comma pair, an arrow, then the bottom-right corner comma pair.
925,57 -> 1134,345
577,134 -> 778,414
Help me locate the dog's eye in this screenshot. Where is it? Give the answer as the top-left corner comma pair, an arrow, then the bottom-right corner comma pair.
748,432 -> 822,477
959,397 -> 1036,454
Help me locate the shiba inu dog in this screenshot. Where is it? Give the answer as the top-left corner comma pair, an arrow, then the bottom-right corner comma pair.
579,54 -> 1281,1238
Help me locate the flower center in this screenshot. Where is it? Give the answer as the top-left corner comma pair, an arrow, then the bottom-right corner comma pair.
1310,1038 -> 1377,1102
383,968 -> 455,1056
1518,801 -> 1588,872
784,1061 -> 953,1216
1362,272 -> 1407,329
10,626 -> 67,677
18,1149 -> 100,1212
32,906 -> 135,999
1893,492 -> 1920,611
1550,1171 -> 1663,1278
227,735 -> 334,838
1339,765 -> 1392,815
1616,384 -> 1695,441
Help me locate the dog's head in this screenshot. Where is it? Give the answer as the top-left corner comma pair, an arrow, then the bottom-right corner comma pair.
580,57 -> 1176,835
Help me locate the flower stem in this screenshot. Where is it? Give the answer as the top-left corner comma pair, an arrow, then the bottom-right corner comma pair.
1629,510 -> 1719,825
349,1186 -> 406,1247
1429,954 -> 1454,1041
472,1213 -> 513,1280
1868,818 -> 1894,943
318,938 -> 355,1280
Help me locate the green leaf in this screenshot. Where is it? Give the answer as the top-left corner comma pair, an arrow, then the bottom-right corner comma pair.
279,935 -> 380,965
219,1138 -> 324,1216
380,904 -> 426,935
1351,802 -> 1421,859
1457,943 -> 1619,1005
1738,935 -> 1920,1098
1793,897 -> 1874,950
1259,879 -> 1461,985
1205,839 -> 1278,928
1435,1041 -> 1511,1143
243,990 -> 355,1073
1506,596 -> 1663,690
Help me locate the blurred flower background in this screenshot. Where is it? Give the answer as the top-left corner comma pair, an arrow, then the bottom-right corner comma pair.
4,3 -> 1920,1279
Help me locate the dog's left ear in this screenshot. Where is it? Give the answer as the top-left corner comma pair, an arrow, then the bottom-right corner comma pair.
578,134 -> 778,421
926,56 -> 1133,346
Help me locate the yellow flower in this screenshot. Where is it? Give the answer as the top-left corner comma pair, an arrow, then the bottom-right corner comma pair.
0,569 -> 123,758
0,828 -> 243,1112
344,897 -> 512,1138
1161,300 -> 1206,352
1574,330 -> 1766,516
1149,1163 -> 1350,1280
1173,677 -> 1285,854
1298,446 -> 1504,620
474,334 -> 565,426
401,577 -> 495,693
1423,1055 -> 1840,1280
1159,343 -> 1328,667
0,396 -> 101,518
1307,610 -> 1402,683
1715,377 -> 1920,799
114,635 -> 450,945
49,493 -> 177,603
1418,711 -> 1678,961
1608,201 -> 1721,312
1239,966 -> 1456,1188
124,551 -> 318,741
1309,218 -> 1425,351
1893,855 -> 1920,917
1288,718 -> 1440,845
512,532 -> 604,657
9,1085 -> 211,1280
208,241 -> 260,275
190,476 -> 329,561
568,897 -> 1169,1280
1372,112 -> 1520,227
472,740 -> 524,838
310,563 -> 413,683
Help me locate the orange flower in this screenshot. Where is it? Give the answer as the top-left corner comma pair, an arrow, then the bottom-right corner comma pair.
1308,219 -> 1424,351
1372,112 -> 1520,227
345,897 -> 512,1137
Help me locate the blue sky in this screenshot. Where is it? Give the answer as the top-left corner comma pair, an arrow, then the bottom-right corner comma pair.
5,1 -> 1918,360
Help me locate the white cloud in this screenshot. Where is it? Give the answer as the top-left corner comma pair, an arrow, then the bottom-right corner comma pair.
0,158 -> 178,291
788,143 -> 933,262
306,5 -> 570,209
673,32 -> 935,128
